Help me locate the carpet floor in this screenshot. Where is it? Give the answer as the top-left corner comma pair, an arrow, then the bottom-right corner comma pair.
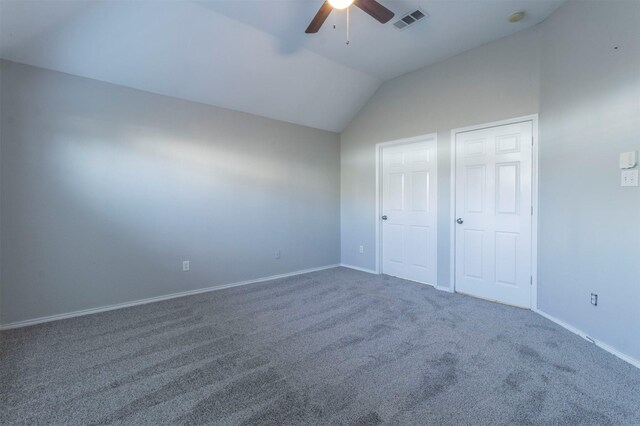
1,267 -> 639,425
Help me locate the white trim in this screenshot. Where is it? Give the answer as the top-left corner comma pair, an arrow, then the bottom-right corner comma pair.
406,279 -> 436,287
534,308 -> 640,369
449,129 -> 456,292
374,132 -> 438,280
0,264 -> 340,330
340,263 -> 378,274
449,114 -> 539,308
449,114 -> 539,136
531,117 -> 539,310
342,265 -> 435,288
435,285 -> 455,293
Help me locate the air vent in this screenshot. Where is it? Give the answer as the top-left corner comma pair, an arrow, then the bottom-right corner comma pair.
393,8 -> 429,30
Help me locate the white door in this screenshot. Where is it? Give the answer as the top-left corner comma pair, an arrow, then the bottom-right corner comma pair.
381,139 -> 437,285
455,121 -> 533,308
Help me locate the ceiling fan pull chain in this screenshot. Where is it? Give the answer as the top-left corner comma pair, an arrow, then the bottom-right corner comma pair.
346,7 -> 350,45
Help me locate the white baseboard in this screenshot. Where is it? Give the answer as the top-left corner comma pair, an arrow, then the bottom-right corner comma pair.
534,308 -> 640,369
341,264 -> 444,291
435,285 -> 454,293
0,264 -> 340,331
340,263 -> 378,274
4,264 -> 637,371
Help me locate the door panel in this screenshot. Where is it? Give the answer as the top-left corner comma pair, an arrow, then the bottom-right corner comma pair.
408,225 -> 430,268
387,225 -> 404,263
387,173 -> 404,211
495,232 -> 518,285
411,171 -> 430,212
465,165 -> 485,213
382,139 -> 437,285
496,163 -> 519,214
455,121 -> 532,308
463,229 -> 484,279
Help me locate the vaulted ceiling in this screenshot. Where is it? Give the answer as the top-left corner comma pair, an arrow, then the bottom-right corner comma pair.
0,0 -> 563,131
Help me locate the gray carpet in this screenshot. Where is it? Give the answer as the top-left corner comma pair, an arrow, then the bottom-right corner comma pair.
1,267 -> 639,425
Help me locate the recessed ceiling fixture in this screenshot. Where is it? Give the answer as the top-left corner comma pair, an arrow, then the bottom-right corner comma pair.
328,0 -> 354,10
509,11 -> 525,23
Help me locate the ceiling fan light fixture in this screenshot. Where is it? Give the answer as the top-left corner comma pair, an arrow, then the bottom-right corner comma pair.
328,0 -> 354,10
305,0 -> 393,34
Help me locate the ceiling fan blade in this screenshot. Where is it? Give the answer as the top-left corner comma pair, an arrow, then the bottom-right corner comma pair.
353,0 -> 394,24
305,1 -> 333,34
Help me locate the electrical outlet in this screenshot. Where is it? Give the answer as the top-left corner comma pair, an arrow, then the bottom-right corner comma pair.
275,250 -> 281,259
359,245 -> 364,254
590,293 -> 598,306
182,260 -> 190,272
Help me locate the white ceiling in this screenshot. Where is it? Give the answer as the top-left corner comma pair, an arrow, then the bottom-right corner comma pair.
0,0 -> 564,132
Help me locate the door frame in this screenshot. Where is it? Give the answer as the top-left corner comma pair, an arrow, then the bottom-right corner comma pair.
449,114 -> 539,309
375,133 -> 438,284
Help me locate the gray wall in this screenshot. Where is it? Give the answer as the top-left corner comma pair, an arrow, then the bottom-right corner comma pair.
537,1 -> 640,361
340,0 -> 640,361
340,26 -> 542,286
0,60 -> 340,324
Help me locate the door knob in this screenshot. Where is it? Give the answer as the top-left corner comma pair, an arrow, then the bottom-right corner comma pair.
456,218 -> 464,224
382,215 -> 388,220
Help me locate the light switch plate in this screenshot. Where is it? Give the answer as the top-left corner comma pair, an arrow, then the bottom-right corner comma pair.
621,170 -> 639,187
620,151 -> 637,169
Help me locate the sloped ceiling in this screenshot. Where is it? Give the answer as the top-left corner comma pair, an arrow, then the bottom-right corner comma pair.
0,0 -> 563,132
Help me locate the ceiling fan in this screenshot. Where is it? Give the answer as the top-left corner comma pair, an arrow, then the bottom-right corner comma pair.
305,0 -> 395,34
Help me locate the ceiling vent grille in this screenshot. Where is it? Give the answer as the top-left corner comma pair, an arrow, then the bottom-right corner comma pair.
393,8 -> 429,30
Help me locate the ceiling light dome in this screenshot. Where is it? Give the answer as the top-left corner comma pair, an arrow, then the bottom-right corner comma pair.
328,0 -> 354,10
509,11 -> 525,23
